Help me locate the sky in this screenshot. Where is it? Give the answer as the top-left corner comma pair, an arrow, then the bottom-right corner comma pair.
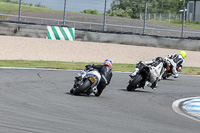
23,0 -> 113,13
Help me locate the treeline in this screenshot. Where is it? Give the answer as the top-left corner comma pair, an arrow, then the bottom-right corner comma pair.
82,0 -> 184,19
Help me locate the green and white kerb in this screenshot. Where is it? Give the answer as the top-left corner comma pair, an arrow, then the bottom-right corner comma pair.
46,26 -> 75,41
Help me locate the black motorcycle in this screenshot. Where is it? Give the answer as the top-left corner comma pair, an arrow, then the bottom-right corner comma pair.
70,67 -> 101,96
127,62 -> 151,91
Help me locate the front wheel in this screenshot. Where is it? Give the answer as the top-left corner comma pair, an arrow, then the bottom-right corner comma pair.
127,74 -> 143,91
73,79 -> 91,95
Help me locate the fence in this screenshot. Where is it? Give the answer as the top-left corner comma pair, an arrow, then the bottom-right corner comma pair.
1,13 -> 200,38
140,13 -> 181,23
140,12 -> 200,23
0,0 -> 200,38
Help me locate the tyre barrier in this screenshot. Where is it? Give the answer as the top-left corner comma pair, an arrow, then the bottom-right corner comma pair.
46,26 -> 75,41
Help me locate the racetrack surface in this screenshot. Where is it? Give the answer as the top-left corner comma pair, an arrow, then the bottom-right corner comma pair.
0,68 -> 200,133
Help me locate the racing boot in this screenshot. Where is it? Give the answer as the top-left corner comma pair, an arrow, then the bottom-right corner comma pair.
92,87 -> 100,97
92,87 -> 98,95
151,82 -> 157,90
172,73 -> 178,78
86,87 -> 98,96
145,81 -> 152,87
151,78 -> 158,90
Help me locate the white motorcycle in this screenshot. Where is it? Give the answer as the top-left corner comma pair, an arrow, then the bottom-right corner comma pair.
162,57 -> 179,79
70,67 -> 101,96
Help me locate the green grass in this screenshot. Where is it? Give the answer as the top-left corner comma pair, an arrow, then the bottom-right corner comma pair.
0,1 -> 61,13
172,20 -> 200,30
0,60 -> 135,72
0,60 -> 200,75
180,67 -> 200,75
149,20 -> 200,30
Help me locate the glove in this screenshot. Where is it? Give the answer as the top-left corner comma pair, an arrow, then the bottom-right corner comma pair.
177,67 -> 182,72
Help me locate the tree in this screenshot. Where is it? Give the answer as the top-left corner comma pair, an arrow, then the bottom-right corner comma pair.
81,9 -> 99,15
107,0 -> 183,18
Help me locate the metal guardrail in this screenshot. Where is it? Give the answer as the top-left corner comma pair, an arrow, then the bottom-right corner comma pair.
0,13 -> 200,38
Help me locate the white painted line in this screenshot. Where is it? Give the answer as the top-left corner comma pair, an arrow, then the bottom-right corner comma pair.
0,67 -> 131,73
0,67 -> 200,76
172,97 -> 200,122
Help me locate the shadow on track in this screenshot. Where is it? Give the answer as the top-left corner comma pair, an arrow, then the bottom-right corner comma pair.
65,92 -> 97,97
119,89 -> 153,93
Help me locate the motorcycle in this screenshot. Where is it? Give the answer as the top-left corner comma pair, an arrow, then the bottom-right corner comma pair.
70,67 -> 101,96
127,62 -> 151,91
162,57 -> 178,79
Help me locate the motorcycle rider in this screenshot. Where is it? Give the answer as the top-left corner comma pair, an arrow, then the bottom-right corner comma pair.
130,57 -> 165,89
166,51 -> 186,78
84,59 -> 113,96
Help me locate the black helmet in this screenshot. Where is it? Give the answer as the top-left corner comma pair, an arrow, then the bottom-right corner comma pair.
155,57 -> 163,63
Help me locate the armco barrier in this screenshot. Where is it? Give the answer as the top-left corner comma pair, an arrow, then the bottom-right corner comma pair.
0,21 -> 47,38
75,30 -> 200,51
0,21 -> 200,51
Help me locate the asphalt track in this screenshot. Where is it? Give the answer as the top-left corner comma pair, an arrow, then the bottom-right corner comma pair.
0,68 -> 200,133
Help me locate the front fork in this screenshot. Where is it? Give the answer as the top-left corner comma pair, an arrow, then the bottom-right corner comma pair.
73,79 -> 83,88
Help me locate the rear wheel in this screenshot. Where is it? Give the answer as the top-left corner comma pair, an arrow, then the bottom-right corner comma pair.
162,71 -> 171,79
73,79 -> 91,95
127,74 -> 143,91
162,71 -> 168,79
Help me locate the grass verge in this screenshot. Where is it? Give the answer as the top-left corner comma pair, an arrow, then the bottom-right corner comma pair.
149,20 -> 200,30
0,60 -> 200,75
0,2 -> 61,13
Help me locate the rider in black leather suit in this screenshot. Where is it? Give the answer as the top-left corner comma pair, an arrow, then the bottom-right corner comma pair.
86,59 -> 113,96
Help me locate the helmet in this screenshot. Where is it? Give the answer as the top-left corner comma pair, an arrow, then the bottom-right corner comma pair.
103,59 -> 112,67
155,57 -> 163,63
179,51 -> 187,59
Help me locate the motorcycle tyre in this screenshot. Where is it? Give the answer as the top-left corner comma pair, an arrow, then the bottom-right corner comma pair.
127,74 -> 143,91
73,79 -> 91,95
162,72 -> 168,79
162,72 -> 171,79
